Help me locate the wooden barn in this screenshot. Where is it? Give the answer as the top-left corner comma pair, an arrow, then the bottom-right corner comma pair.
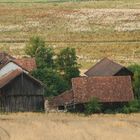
71,76 -> 134,112
0,51 -> 36,77
50,76 -> 134,112
84,58 -> 133,77
0,69 -> 44,112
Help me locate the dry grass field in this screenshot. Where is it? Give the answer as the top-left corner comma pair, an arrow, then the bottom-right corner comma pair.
0,0 -> 139,70
0,112 -> 140,140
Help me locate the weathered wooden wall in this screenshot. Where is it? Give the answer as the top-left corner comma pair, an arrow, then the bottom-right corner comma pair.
0,73 -> 44,112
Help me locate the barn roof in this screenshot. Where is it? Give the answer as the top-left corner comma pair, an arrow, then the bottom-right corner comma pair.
0,59 -> 29,73
84,58 -> 132,76
0,69 -> 43,88
0,54 -> 36,72
50,90 -> 73,107
0,52 -> 15,66
72,76 -> 134,103
0,52 -> 15,60
14,58 -> 36,72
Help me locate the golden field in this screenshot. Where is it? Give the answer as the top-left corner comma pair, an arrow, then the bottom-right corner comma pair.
0,0 -> 139,69
0,112 -> 140,140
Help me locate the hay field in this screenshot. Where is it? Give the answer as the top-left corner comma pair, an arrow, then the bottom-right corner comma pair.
0,113 -> 140,140
0,0 -> 139,69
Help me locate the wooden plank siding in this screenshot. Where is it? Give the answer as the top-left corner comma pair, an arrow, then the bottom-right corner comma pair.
0,73 -> 44,112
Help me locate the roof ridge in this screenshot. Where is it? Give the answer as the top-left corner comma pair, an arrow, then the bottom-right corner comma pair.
0,69 -> 22,78
84,57 -> 126,76
0,69 -> 23,88
0,69 -> 43,88
73,75 -> 131,80
84,57 -> 107,75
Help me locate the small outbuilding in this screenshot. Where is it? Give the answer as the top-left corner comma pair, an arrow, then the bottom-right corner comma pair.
50,76 -> 134,112
49,90 -> 73,111
0,69 -> 44,112
84,58 -> 133,77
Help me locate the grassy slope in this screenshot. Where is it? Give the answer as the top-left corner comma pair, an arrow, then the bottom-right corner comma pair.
0,0 -> 139,70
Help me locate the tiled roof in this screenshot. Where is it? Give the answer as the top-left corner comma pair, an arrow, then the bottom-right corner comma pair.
0,69 -> 43,88
50,90 -> 73,107
0,52 -> 15,60
0,52 -> 15,66
72,76 -> 134,103
0,52 -> 36,72
14,58 -> 36,72
0,69 -> 22,88
84,58 -> 132,76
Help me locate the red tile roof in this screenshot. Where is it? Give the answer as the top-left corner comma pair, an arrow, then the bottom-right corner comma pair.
0,52 -> 15,60
14,58 -> 36,72
50,90 -> 73,107
0,52 -> 15,66
0,69 -> 22,88
0,52 -> 36,72
0,69 -> 43,88
84,58 -> 133,77
72,76 -> 134,103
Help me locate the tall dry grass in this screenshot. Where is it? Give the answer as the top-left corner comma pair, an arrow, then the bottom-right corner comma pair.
0,112 -> 140,140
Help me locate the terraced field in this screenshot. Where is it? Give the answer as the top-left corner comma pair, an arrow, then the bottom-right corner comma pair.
0,0 -> 139,70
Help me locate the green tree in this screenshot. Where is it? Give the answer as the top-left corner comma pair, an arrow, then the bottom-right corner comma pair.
35,46 -> 55,69
25,36 -> 55,69
32,68 -> 69,97
25,36 -> 45,57
25,36 -> 69,97
25,37 -> 80,97
57,47 -> 80,84
128,64 -> 140,99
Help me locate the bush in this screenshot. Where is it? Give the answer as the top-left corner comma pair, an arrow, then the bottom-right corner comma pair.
128,99 -> 140,113
122,105 -> 130,114
104,109 -> 115,114
122,100 -> 140,113
85,98 -> 102,115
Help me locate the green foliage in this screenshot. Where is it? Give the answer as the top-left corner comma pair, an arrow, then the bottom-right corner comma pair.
32,68 -> 69,97
122,105 -> 130,114
57,47 -> 80,83
25,36 -> 55,69
122,99 -> 140,113
25,36 -> 45,57
85,98 -> 102,115
35,47 -> 55,69
128,64 -> 140,99
26,36 -> 80,97
104,109 -> 114,114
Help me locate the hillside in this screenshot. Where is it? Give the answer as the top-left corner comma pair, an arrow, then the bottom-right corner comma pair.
0,0 -> 139,70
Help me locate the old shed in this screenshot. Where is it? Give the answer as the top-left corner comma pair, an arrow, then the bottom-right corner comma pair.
72,76 -> 134,111
49,90 -> 73,111
51,76 -> 134,112
0,69 -> 44,112
84,58 -> 133,77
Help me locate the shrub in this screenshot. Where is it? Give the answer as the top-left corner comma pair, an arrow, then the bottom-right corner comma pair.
104,109 -> 115,114
85,98 -> 102,115
122,99 -> 140,113
128,99 -> 140,113
122,105 -> 130,114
